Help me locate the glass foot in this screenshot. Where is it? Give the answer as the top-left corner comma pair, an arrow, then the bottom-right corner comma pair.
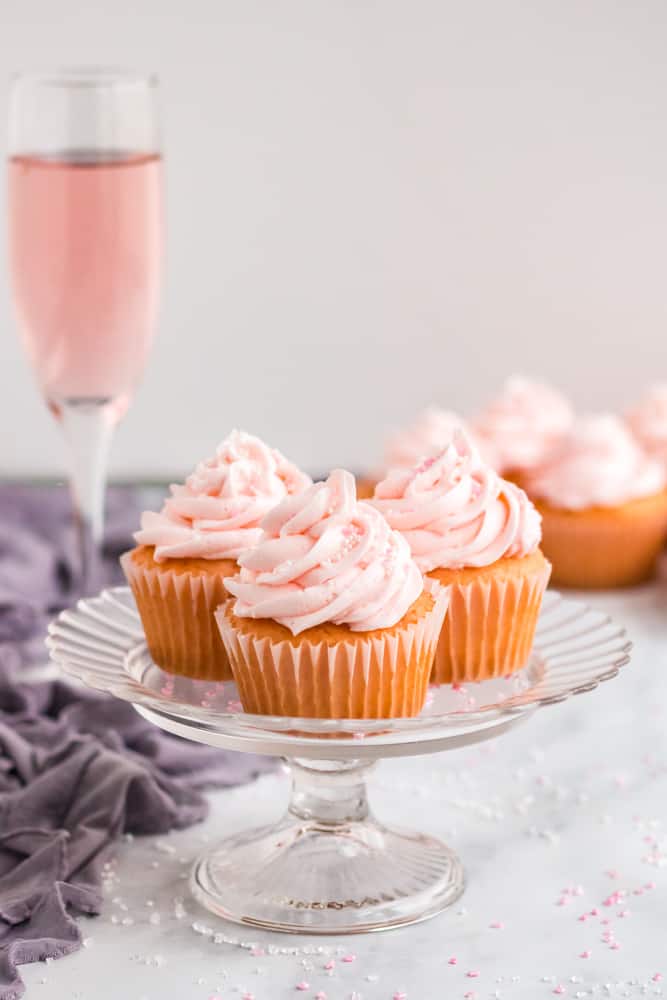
190,758 -> 465,934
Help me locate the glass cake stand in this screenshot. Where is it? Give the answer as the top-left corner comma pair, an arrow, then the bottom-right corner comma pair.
47,587 -> 630,935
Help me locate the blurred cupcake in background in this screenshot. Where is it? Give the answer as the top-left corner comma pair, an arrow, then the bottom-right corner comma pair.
371,430 -> 551,685
472,376 -> 574,481
358,406 -> 494,499
121,430 -> 311,681
626,384 -> 667,472
524,415 -> 667,588
218,469 -> 449,719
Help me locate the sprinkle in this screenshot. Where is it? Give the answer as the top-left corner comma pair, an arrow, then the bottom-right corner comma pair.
610,942 -> 620,950
342,954 -> 356,963
489,921 -> 504,929
250,947 -> 265,957
466,971 -> 480,978
324,960 -> 335,970
392,994 -> 407,1000
578,914 -> 588,922
553,988 -> 566,996
295,984 -> 310,992
314,994 -> 327,1000
653,974 -> 663,982
580,951 -> 592,959
645,881 -> 657,890
242,994 -> 254,1000
448,957 -> 458,965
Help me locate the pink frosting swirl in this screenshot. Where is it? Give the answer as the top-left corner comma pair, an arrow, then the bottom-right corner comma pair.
384,407 -> 497,473
371,431 -> 541,572
134,430 -> 312,561
473,376 -> 574,474
526,414 -> 666,510
224,469 -> 424,635
626,384 -> 667,470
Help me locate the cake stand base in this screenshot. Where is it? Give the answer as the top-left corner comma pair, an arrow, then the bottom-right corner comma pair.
190,757 -> 465,934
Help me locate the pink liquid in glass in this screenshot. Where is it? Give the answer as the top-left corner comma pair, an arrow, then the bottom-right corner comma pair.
8,152 -> 162,413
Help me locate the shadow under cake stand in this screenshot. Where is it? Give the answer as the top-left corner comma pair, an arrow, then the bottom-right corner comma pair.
47,588 -> 630,935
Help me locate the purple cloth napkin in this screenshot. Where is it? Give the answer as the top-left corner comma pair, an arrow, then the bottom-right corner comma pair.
0,484 -> 275,1000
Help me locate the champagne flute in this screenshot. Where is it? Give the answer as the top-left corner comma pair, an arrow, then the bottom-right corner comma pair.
7,68 -> 162,595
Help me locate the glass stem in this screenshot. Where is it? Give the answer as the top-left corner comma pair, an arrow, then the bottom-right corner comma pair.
54,398 -> 117,596
286,758 -> 375,826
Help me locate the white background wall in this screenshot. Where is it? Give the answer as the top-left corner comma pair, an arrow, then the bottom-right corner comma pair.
1,0 -> 666,479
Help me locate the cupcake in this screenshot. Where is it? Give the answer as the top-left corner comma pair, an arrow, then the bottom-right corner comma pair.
121,430 -> 311,681
524,415 -> 667,588
217,469 -> 449,718
473,376 -> 573,480
626,384 -> 667,472
371,430 -> 551,685
357,406 -> 493,499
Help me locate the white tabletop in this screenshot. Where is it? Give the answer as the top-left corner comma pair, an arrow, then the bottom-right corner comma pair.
21,586 -> 667,1000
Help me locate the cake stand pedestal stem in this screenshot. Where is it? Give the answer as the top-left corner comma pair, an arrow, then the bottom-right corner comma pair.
190,754 -> 465,934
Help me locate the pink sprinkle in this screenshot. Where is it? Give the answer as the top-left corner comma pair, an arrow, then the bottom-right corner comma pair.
645,881 -> 657,890
242,994 -> 255,1000
553,988 -> 566,996
323,960 -> 335,970
580,950 -> 592,959
489,921 -> 504,929
392,994 -> 407,1000
618,909 -> 630,918
466,971 -> 480,978
590,907 -> 600,916
464,994 -> 476,1000
573,885 -> 584,896
606,869 -> 619,879
250,947 -> 265,957
601,918 -> 610,925
653,974 -> 663,982
578,914 -> 588,922
610,942 -> 620,950
452,682 -> 462,691
315,994 -> 328,1000
448,957 -> 458,965
341,954 -> 356,963
557,897 -> 568,907
295,984 -> 310,992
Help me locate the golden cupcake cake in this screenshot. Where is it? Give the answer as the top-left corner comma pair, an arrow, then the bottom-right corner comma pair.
472,376 -> 573,481
121,430 -> 311,681
524,415 -> 667,588
217,469 -> 449,719
371,430 -> 551,684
